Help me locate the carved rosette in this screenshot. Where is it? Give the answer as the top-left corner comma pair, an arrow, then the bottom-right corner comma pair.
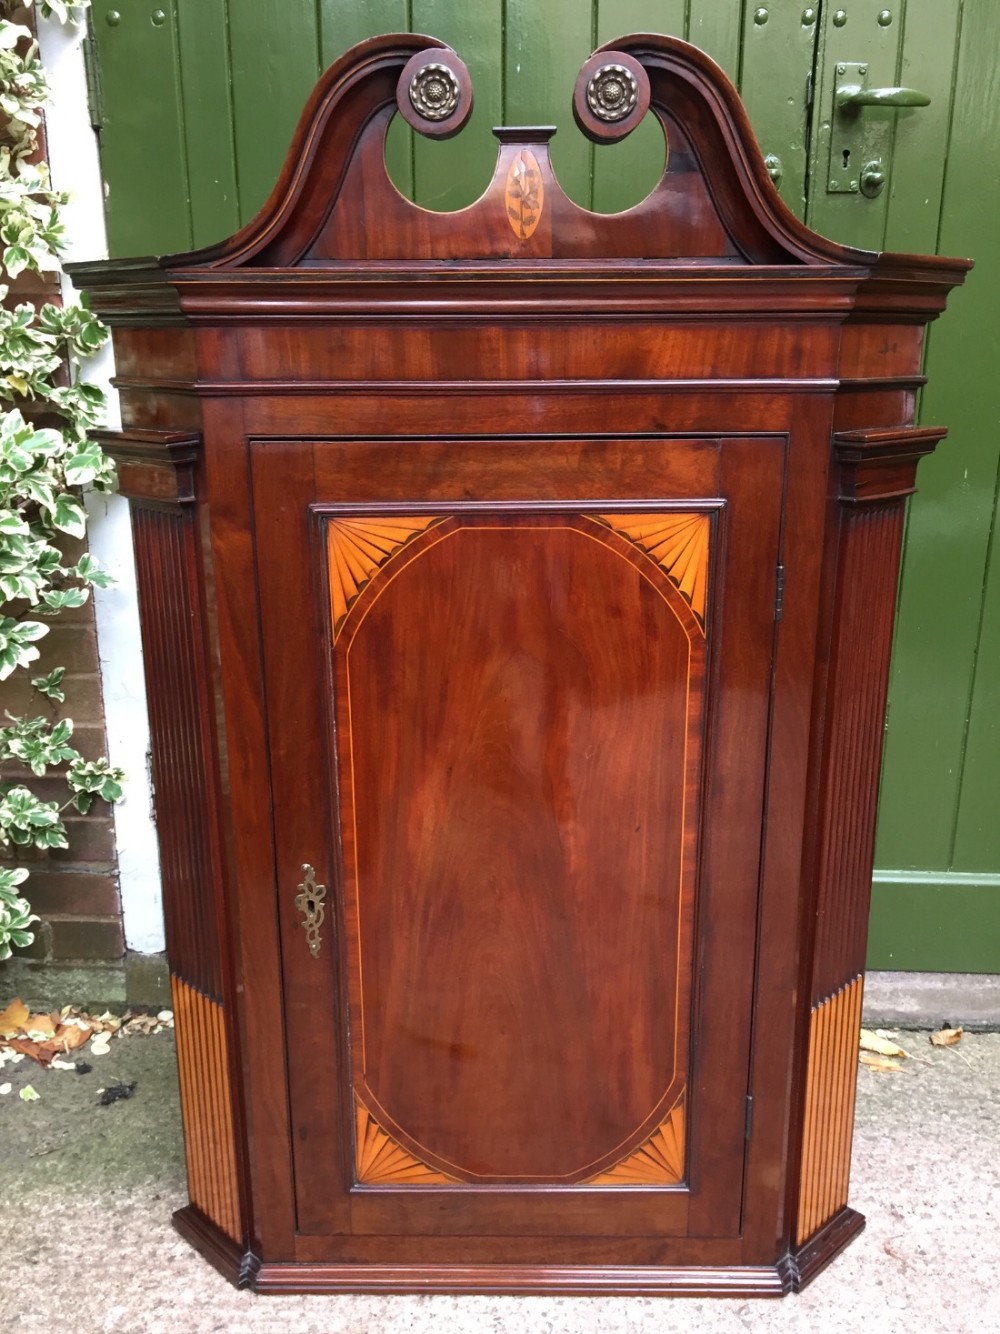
396,48 -> 473,139
573,49 -> 650,143
587,63 -> 639,122
408,63 -> 461,121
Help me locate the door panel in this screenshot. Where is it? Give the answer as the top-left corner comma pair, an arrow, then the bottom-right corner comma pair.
739,2 -> 819,217
251,429 -> 785,1249
806,0 -> 959,254
881,0 -> 960,255
807,0 -> 905,250
334,512 -> 703,1185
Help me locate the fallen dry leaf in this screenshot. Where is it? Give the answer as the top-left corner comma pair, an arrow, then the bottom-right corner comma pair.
0,1000 -> 169,1066
930,1026 -> 964,1047
860,1029 -> 909,1059
7,1038 -> 54,1066
860,1050 -> 907,1073
53,1025 -> 91,1053
0,1004 -> 99,1065
25,1013 -> 57,1038
122,1014 -> 159,1036
0,998 -> 29,1037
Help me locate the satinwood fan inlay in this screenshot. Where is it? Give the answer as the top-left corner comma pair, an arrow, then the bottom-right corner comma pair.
589,1093 -> 686,1185
599,513 -> 710,626
355,1098 -> 458,1185
327,516 -> 440,637
354,1093 -> 685,1186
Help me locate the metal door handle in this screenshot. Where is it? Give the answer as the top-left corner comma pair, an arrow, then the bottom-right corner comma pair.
835,84 -> 930,110
827,64 -> 931,195
859,162 -> 886,197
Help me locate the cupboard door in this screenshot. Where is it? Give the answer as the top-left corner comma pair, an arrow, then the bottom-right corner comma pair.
252,431 -> 783,1249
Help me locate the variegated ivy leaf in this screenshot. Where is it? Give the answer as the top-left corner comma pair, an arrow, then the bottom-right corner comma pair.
63,443 -> 105,486
1,0 -> 113,964
48,493 -> 86,537
31,666 -> 65,702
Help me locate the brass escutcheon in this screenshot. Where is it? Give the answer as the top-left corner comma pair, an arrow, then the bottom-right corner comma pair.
294,864 -> 327,958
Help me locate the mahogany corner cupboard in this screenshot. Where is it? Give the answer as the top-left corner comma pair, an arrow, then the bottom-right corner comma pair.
70,34 -> 970,1297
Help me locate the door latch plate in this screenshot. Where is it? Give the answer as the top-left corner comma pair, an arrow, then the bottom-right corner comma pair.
828,63 -> 869,193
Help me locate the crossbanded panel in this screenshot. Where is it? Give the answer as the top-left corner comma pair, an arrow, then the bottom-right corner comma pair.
328,510 -> 710,1185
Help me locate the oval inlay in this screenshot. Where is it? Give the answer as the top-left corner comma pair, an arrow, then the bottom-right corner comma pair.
505,150 -> 545,241
336,517 -> 703,1180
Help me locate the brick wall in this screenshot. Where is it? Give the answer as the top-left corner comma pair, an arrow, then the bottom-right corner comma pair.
2,25 -> 125,963
4,546 -> 124,963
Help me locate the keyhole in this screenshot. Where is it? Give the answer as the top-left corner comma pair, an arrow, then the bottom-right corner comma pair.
842,148 -> 851,168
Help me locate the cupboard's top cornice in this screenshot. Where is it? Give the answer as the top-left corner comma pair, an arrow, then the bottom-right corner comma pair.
68,32 -> 970,325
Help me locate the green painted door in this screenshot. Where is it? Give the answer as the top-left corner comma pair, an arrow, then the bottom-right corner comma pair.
86,1 -> 999,970
802,2 -> 1000,971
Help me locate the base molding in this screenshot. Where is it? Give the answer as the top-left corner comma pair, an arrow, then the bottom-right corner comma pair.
172,1201 -> 868,1297
172,1206 -> 257,1289
251,1261 -> 790,1297
786,1206 -> 866,1292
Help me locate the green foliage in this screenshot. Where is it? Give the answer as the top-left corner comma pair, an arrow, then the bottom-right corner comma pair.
0,864 -> 35,956
0,0 -> 124,961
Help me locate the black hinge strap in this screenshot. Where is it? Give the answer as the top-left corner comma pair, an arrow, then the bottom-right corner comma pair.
83,28 -> 104,132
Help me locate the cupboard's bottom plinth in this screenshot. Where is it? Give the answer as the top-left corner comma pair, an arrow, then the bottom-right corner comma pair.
173,1203 -> 867,1297
172,1205 -> 258,1289
787,1206 -> 867,1292
251,1262 -> 790,1298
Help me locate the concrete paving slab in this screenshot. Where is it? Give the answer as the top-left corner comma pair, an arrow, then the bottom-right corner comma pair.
0,953 -> 171,1013
1,1020 -> 998,1333
6,960 -> 998,1032
863,970 -> 1000,1031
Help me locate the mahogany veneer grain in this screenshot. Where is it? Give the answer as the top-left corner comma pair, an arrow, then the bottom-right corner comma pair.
68,31 -> 969,1296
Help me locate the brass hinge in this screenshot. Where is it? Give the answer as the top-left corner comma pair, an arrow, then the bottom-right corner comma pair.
83,27 -> 104,131
745,1094 -> 754,1142
775,563 -> 785,621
